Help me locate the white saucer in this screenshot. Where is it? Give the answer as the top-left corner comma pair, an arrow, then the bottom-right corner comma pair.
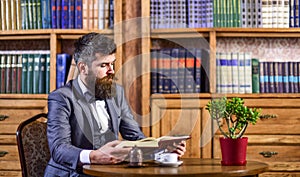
155,160 -> 183,167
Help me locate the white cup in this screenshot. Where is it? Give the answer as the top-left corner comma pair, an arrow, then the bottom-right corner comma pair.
160,153 -> 178,163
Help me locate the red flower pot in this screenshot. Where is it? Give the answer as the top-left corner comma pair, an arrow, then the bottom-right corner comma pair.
219,137 -> 248,166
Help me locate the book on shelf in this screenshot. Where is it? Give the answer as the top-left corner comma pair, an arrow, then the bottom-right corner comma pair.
5,55 -> 12,93
38,54 -> 47,94
268,61 -> 275,93
41,0 -> 52,28
32,54 -> 40,94
68,0 -> 75,28
251,58 -> 260,93
27,54 -> 34,93
11,55 -> 18,93
16,54 -> 22,93
170,48 -> 179,93
51,0 -> 57,28
185,49 -> 195,93
177,48 -> 186,93
74,0 -> 82,28
293,61 -> 299,93
194,48 -> 202,93
150,49 -> 158,94
244,53 -> 252,93
161,49 -> 171,93
56,53 -> 72,89
61,0 -> 69,29
231,52 -> 239,93
0,55 -> 5,93
259,61 -> 265,93
45,53 -> 50,93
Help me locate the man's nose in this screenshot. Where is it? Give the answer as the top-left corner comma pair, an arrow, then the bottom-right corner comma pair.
107,65 -> 114,74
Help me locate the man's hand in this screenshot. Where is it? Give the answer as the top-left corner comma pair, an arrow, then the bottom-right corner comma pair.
89,140 -> 131,164
170,141 -> 186,157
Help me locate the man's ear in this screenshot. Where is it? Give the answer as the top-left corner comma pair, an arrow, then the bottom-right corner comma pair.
78,62 -> 88,74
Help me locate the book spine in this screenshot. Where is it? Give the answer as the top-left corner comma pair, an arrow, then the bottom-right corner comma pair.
6,0 -> 12,30
11,55 -> 17,93
51,0 -> 57,28
21,54 -> 28,93
74,0 -> 82,28
201,49 -> 210,93
290,0 -> 295,27
11,0 -> 17,30
238,52 -> 245,93
220,52 -> 228,93
268,61 -> 275,93
177,48 -> 186,93
56,0 -> 62,28
252,58 -> 260,93
293,61 -> 299,93
41,0 -> 52,28
263,61 -> 269,93
277,62 -> 283,93
32,54 -> 40,94
27,54 -> 34,93
231,52 -> 239,93
226,52 -> 233,93
207,0 -> 213,27
288,61 -> 294,93
170,48 -> 179,93
16,0 -> 22,29
68,0 -> 75,29
45,53 -> 50,93
0,55 -> 5,93
36,0 -> 42,28
108,0 -> 114,29
21,0 -> 28,29
16,54 -> 22,93
259,61 -> 265,93
98,0 -> 104,29
1,0 -> 7,30
38,54 -> 46,93
88,0 -> 94,29
194,49 -> 202,93
162,48 -> 171,93
82,0 -> 88,29
282,0 -> 289,28
5,55 -> 12,93
61,0 -> 69,29
185,49 -> 195,93
241,0 -> 247,27
216,52 -> 221,93
282,61 -> 289,93
151,49 -> 158,94
295,0 -> 299,27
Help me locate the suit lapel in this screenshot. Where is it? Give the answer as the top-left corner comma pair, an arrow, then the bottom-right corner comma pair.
106,99 -> 119,138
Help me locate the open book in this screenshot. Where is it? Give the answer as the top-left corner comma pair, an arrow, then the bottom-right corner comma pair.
116,135 -> 190,148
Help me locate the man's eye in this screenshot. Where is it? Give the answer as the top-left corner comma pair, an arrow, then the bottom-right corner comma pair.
100,64 -> 107,67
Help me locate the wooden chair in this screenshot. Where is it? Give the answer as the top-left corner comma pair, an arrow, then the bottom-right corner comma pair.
16,113 -> 50,177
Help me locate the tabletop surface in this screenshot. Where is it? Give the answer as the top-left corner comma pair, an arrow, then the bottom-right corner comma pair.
83,158 -> 269,177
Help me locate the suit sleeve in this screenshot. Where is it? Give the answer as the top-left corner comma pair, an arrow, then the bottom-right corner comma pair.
47,90 -> 82,170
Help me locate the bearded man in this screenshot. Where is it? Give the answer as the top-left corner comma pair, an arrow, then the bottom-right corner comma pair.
44,33 -> 186,177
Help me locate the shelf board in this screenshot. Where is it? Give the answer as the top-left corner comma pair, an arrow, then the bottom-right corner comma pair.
151,93 -> 300,99
151,28 -> 210,38
0,94 -> 48,99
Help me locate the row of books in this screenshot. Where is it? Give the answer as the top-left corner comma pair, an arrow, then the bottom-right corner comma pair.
0,51 -> 50,94
150,0 -> 213,29
56,53 -> 72,89
216,52 -> 252,93
0,0 -> 114,30
216,51 -> 300,94
259,61 -> 300,93
151,48 -> 210,94
150,0 -> 296,29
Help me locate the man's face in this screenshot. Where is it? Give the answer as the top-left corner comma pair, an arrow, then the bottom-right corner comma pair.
85,53 -> 116,99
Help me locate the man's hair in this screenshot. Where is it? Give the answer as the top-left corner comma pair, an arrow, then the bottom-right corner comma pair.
73,32 -> 116,64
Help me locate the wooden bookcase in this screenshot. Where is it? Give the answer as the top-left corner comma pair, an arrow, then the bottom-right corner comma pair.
0,0 -> 123,176
141,0 -> 300,176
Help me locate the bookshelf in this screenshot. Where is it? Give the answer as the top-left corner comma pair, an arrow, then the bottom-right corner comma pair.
141,0 -> 300,176
0,0 -> 122,175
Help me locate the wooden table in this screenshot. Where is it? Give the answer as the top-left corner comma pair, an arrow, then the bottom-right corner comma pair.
83,158 -> 268,177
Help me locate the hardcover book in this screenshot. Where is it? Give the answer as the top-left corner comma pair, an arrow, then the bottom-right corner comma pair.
251,58 -> 260,93
56,53 -> 72,89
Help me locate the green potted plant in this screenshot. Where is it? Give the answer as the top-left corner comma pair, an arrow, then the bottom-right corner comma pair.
205,97 -> 261,166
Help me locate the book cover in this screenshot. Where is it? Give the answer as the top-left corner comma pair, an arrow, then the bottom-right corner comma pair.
51,0 -> 57,28
74,0 -> 82,28
5,0 -> 12,30
1,0 -> 7,30
56,53 -> 72,89
21,54 -> 28,93
16,0 -> 22,29
150,49 -> 158,94
263,61 -> 269,93
27,0 -> 33,29
11,0 -> 17,30
251,58 -> 260,93
41,0 -> 52,28
276,62 -> 283,93
170,48 -> 179,93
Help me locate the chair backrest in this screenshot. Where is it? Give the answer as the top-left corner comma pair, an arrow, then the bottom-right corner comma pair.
16,113 -> 50,177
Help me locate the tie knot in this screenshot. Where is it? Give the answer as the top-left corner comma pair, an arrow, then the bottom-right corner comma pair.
84,92 -> 104,103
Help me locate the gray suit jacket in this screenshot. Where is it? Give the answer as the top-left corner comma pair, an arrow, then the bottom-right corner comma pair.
44,79 -> 145,177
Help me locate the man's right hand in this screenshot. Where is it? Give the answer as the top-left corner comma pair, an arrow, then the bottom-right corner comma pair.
89,140 -> 131,164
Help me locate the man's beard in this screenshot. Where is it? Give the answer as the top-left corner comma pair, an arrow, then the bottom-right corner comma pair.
86,74 -> 116,100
